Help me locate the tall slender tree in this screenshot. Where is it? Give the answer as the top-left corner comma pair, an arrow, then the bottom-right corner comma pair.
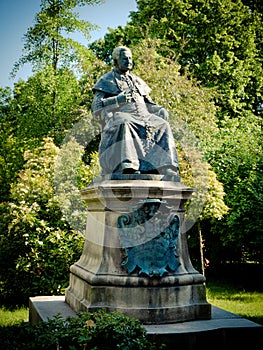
11,0 -> 102,123
12,0 -> 101,75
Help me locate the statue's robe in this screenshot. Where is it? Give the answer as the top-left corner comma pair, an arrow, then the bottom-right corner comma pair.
92,68 -> 179,175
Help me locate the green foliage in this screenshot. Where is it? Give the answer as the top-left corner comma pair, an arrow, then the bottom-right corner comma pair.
0,67 -> 94,206
131,39 -> 219,143
0,88 -> 27,200
206,114 -> 263,262
91,0 -> 263,118
89,23 -> 139,65
128,37 -> 261,264
0,0 -> 106,304
0,138 -> 84,304
55,135 -> 100,235
0,66 -> 90,204
12,0 -> 101,75
11,67 -> 84,145
9,0 -> 103,149
1,0 -> 262,306
131,39 -> 228,222
0,310 -> 157,350
179,149 -> 229,223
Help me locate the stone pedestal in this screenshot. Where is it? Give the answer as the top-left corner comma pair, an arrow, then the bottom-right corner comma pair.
65,176 -> 211,324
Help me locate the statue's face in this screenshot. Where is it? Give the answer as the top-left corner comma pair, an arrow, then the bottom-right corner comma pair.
117,49 -> 133,73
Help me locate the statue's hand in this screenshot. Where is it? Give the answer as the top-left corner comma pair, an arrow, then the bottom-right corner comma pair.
116,91 -> 128,104
102,92 -> 128,108
158,108 -> 169,120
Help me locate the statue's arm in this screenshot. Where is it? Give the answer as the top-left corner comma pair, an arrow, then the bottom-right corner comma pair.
91,90 -> 127,117
145,97 -> 169,120
91,91 -> 105,116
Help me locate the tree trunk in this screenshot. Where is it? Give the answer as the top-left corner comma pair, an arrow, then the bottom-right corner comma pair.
197,219 -> 205,276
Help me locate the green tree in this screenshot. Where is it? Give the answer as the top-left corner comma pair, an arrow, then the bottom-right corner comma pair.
89,2 -> 263,264
91,0 -> 263,118
206,113 -> 263,264
0,0 -> 105,195
54,136 -> 100,236
0,70 -> 83,206
131,38 -> 219,141
0,0 -> 106,207
128,38 -> 262,265
11,67 -> 82,145
132,39 -> 228,218
0,88 -> 29,200
12,0 -> 101,76
134,0 -> 263,117
11,0 -> 102,125
0,138 -> 85,304
178,146 -> 229,274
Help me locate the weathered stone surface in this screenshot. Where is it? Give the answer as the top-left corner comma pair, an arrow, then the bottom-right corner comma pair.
65,178 -> 211,324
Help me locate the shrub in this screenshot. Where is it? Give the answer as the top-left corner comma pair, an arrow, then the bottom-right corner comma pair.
0,138 -> 84,304
0,310 -> 158,350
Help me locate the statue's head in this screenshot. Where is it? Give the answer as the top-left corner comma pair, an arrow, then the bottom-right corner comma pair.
112,46 -> 133,73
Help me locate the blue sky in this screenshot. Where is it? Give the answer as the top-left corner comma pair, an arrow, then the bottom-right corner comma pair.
0,0 -> 137,88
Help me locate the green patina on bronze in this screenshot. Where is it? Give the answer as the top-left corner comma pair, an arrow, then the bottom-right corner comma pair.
118,199 -> 180,277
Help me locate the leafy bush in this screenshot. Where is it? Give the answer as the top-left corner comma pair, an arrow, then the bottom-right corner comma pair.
54,136 -> 100,236
0,138 -> 84,305
0,310 -> 158,350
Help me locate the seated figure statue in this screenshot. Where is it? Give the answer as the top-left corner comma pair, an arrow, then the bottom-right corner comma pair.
91,46 -> 179,176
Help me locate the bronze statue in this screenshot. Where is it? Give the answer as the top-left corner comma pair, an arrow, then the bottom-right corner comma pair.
92,46 -> 179,176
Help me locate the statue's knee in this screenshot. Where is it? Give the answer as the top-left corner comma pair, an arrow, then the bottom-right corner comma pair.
113,112 -> 132,125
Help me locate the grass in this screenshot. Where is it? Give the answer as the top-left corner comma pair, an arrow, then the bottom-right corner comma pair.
206,279 -> 263,325
0,306 -> 28,327
0,280 -> 262,330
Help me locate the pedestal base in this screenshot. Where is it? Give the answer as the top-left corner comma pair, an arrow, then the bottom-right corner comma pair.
66,269 -> 210,324
29,296 -> 263,350
65,178 -> 211,324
